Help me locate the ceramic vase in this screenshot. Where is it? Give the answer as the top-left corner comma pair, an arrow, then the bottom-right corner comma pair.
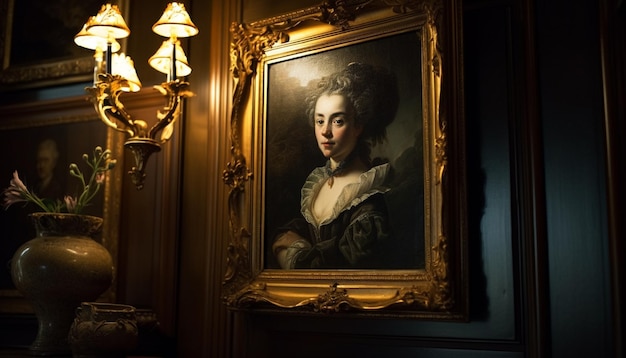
68,302 -> 138,358
10,213 -> 114,356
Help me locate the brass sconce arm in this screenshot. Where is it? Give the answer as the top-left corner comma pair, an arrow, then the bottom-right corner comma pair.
87,74 -> 145,138
86,74 -> 193,190
150,80 -> 194,142
76,2 -> 198,190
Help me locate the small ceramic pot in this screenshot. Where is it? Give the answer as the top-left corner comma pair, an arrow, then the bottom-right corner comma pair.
68,302 -> 138,358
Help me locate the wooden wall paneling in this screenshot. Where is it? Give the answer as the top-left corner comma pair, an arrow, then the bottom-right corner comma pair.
463,0 -> 519,340
535,0 -> 613,356
513,0 -> 551,355
176,0 -> 239,357
113,88 -> 181,355
599,0 -> 626,356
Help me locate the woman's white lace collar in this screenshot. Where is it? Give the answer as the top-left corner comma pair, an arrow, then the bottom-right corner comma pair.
301,163 -> 390,227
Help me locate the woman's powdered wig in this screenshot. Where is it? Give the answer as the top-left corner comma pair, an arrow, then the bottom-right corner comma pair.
306,62 -> 399,165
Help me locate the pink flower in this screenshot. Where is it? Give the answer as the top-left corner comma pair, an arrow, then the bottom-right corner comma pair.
2,171 -> 28,209
2,147 -> 117,214
10,171 -> 28,192
64,196 -> 77,212
95,171 -> 105,184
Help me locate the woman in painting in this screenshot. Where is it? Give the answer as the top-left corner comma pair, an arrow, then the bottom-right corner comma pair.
272,62 -> 400,269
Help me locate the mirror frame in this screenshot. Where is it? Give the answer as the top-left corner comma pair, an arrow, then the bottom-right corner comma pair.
0,95 -> 125,312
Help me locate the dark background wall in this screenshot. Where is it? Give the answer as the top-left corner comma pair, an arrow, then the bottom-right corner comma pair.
0,0 -> 620,357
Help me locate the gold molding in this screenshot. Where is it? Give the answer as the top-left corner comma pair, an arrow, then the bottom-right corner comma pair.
222,0 -> 466,319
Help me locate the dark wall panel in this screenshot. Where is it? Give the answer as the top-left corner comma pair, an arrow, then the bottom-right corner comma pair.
464,3 -> 517,340
536,0 -> 612,356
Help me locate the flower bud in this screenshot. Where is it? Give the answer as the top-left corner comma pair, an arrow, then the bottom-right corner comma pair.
64,196 -> 77,212
95,172 -> 105,184
11,171 -> 28,192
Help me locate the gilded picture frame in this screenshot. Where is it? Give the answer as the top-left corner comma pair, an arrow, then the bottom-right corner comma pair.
0,0 -> 118,90
0,96 -> 124,313
223,0 -> 467,319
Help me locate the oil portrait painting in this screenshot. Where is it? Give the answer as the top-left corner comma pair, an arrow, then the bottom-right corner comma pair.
263,32 -> 424,270
223,0 -> 467,319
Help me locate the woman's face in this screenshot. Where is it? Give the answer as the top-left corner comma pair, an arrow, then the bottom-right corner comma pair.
314,94 -> 362,162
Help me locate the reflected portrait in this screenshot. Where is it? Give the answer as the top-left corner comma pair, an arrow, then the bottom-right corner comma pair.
0,121 -> 107,291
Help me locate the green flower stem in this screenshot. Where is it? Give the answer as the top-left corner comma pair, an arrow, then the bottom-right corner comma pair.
3,146 -> 116,215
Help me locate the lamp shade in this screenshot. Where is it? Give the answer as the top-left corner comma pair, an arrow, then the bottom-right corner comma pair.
148,40 -> 191,77
87,4 -> 131,39
112,53 -> 142,92
75,22 -> 121,51
152,2 -> 199,38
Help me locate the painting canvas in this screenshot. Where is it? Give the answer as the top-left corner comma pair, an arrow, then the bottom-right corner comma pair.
263,31 -> 425,270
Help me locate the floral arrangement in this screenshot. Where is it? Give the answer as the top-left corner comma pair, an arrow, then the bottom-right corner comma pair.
2,146 -> 116,214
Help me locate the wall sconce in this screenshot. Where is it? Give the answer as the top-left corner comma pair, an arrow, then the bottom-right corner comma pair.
75,3 -> 198,190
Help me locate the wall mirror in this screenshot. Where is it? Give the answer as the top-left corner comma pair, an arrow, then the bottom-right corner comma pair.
0,96 -> 124,312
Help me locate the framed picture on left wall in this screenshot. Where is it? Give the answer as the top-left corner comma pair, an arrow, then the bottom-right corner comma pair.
0,0 -> 122,89
0,96 -> 124,313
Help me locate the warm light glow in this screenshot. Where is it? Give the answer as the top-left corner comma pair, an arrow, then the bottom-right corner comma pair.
86,4 -> 131,39
152,2 -> 199,38
148,39 -> 191,77
74,22 -> 121,52
111,53 -> 142,92
75,2 -> 198,190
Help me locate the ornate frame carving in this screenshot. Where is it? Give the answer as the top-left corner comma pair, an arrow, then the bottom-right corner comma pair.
222,0 -> 467,319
